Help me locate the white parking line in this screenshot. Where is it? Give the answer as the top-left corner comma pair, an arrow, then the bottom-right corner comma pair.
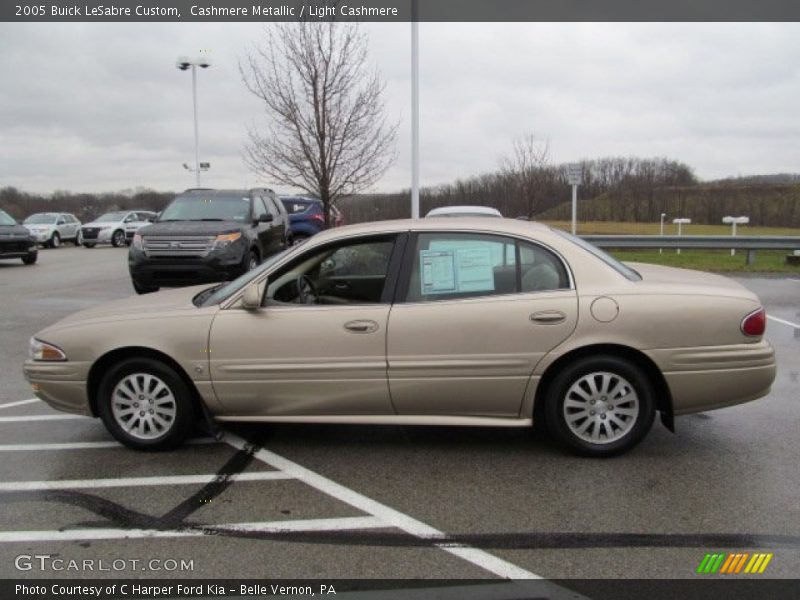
0,517 -> 386,543
0,414 -> 86,423
0,398 -> 39,410
768,314 -> 800,329
0,438 -> 218,452
224,432 -> 541,580
0,471 -> 292,492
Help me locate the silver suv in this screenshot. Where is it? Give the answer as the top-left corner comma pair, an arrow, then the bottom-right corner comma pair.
22,212 -> 82,248
81,210 -> 156,248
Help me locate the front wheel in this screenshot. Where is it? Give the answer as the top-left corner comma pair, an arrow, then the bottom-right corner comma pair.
74,231 -> 83,246
132,279 -> 159,295
49,232 -> 61,248
111,229 -> 125,247
21,251 -> 37,265
97,358 -> 196,450
545,355 -> 655,457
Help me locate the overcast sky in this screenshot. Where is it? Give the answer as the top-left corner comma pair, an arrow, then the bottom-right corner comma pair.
0,22 -> 798,195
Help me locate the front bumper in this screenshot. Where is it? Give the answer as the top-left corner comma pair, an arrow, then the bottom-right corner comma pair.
129,245 -> 247,288
28,231 -> 51,243
23,360 -> 92,416
81,227 -> 115,243
0,239 -> 36,259
648,340 -> 777,415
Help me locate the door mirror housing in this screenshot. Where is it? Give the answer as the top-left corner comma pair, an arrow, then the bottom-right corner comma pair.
257,213 -> 274,224
241,281 -> 265,310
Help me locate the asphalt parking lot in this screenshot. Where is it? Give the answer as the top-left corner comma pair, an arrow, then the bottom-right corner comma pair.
0,246 -> 799,588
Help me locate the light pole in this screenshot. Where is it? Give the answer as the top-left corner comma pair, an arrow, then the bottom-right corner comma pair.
673,218 -> 691,255
410,0 -> 420,218
176,55 -> 211,187
722,216 -> 749,256
659,213 -> 667,254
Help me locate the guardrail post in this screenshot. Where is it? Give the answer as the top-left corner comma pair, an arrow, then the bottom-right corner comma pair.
746,249 -> 757,266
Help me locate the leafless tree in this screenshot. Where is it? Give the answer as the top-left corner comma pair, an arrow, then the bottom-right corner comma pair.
241,23 -> 398,226
500,133 -> 552,219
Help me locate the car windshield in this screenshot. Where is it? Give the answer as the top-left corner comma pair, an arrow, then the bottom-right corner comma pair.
95,212 -> 127,222
194,249 -> 291,307
553,228 -> 641,281
24,214 -> 57,224
0,210 -> 16,226
160,195 -> 251,222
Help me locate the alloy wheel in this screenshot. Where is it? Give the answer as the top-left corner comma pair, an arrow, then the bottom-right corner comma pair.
562,371 -> 640,444
110,373 -> 177,440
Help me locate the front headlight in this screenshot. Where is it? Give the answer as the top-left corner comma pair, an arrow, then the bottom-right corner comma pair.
213,232 -> 242,248
29,338 -> 67,362
132,233 -> 143,251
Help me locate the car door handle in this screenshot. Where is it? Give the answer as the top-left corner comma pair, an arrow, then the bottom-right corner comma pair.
344,320 -> 379,334
530,311 -> 566,324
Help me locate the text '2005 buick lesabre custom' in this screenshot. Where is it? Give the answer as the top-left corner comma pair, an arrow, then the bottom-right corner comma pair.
24,218 -> 775,456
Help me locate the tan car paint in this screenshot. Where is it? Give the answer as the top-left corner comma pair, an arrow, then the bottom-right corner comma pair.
24,217 -> 776,426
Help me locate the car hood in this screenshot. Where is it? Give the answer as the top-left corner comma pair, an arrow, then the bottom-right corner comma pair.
625,262 -> 758,300
0,224 -> 34,237
41,285 -> 213,332
24,224 -> 53,230
82,221 -> 119,228
139,221 -> 245,236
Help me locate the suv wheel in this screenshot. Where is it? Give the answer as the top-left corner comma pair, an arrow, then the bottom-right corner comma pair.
545,355 -> 656,457
49,232 -> 61,248
21,251 -> 37,265
97,358 -> 195,450
74,231 -> 83,246
248,249 -> 260,271
132,279 -> 159,295
111,229 -> 125,247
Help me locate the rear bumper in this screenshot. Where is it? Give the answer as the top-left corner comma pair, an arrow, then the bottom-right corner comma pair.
648,341 -> 776,415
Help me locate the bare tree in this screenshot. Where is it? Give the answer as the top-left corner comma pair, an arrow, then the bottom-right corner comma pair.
241,23 -> 398,226
500,134 -> 552,219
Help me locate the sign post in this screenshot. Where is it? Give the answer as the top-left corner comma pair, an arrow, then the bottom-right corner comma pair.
673,218 -> 691,255
722,215 -> 749,256
567,163 -> 582,235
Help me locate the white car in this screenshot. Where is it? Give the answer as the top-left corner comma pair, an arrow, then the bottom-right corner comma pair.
22,212 -> 82,248
425,205 -> 503,218
81,210 -> 156,248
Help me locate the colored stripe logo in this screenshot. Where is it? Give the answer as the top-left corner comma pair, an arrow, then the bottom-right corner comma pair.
696,552 -> 773,574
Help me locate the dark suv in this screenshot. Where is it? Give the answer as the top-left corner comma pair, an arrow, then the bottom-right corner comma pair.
128,188 -> 290,294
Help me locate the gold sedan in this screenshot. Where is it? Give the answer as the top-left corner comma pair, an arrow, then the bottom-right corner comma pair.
24,218 -> 776,456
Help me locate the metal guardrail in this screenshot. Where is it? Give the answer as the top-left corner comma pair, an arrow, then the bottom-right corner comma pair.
581,235 -> 800,265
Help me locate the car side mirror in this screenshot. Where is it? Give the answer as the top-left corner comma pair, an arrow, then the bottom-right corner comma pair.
241,281 -> 265,310
258,213 -> 274,223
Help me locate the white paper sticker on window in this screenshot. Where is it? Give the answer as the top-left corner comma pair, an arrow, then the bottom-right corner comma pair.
420,245 -> 495,295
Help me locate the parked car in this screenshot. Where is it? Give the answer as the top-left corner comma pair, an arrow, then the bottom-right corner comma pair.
426,206 -> 503,218
81,210 -> 157,248
128,188 -> 290,294
22,212 -> 82,247
0,209 -> 37,265
25,218 -> 775,455
279,196 -> 344,243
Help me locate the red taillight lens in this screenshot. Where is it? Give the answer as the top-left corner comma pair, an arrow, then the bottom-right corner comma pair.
311,213 -> 325,224
741,307 -> 766,337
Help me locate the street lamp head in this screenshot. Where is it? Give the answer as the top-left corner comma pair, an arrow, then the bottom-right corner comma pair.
176,56 -> 192,71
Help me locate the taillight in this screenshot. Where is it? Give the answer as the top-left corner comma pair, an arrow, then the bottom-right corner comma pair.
310,213 -> 325,224
741,307 -> 766,337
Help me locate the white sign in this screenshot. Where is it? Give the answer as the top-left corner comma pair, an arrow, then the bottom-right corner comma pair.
567,163 -> 582,186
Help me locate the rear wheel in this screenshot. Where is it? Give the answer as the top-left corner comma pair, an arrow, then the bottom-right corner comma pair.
545,355 -> 655,457
21,251 -> 37,265
49,232 -> 61,248
111,229 -> 125,247
97,358 -> 195,450
74,231 -> 83,246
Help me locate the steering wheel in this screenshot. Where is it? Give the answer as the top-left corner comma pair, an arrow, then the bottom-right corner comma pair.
295,274 -> 318,304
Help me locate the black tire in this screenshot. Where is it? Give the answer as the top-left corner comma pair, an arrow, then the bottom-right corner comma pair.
21,251 -> 37,265
247,249 -> 260,271
132,278 -> 159,295
97,358 -> 195,450
74,231 -> 83,246
545,355 -> 656,457
49,232 -> 61,249
111,229 -> 125,248
83,242 -> 96,248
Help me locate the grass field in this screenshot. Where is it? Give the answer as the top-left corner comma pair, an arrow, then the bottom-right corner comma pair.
542,221 -> 800,273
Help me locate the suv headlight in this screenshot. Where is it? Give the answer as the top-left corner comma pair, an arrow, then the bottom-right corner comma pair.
29,338 -> 67,362
213,232 -> 242,248
132,233 -> 143,251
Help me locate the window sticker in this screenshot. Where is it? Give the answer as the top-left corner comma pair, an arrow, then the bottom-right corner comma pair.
420,244 -> 496,295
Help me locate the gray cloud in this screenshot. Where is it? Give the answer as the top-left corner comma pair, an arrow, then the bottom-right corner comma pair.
0,22 -> 798,194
